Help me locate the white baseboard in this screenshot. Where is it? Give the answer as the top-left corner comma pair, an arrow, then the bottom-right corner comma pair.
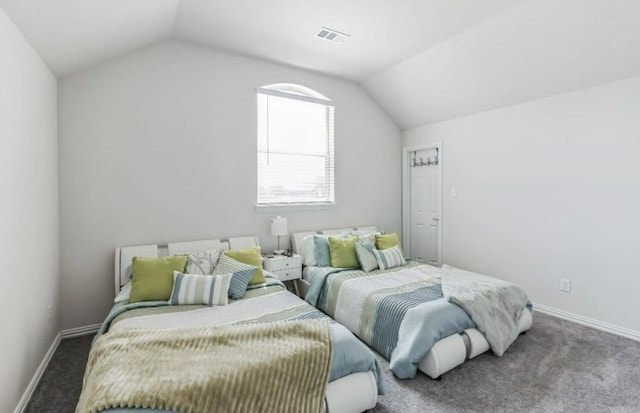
13,332 -> 61,413
13,324 -> 100,413
60,323 -> 101,339
534,303 -> 640,342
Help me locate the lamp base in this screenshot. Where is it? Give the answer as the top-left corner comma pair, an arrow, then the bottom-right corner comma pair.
273,249 -> 285,255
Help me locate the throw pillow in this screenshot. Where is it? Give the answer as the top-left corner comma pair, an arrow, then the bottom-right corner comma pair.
375,233 -> 402,251
313,234 -> 333,267
355,242 -> 379,272
357,232 -> 380,246
224,247 -> 265,285
373,245 -> 406,270
314,233 -> 349,267
328,236 -> 359,268
114,282 -> 132,303
169,271 -> 232,306
302,234 -> 317,266
185,248 -> 224,275
213,255 -> 258,299
129,255 -> 188,303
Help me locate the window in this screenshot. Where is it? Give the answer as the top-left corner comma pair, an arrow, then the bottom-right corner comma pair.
257,84 -> 335,206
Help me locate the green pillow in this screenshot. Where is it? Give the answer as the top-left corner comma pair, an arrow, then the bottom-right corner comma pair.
129,255 -> 188,303
328,236 -> 359,268
224,247 -> 265,285
375,233 -> 402,251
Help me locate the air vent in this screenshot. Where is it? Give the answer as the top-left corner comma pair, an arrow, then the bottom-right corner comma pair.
315,27 -> 350,44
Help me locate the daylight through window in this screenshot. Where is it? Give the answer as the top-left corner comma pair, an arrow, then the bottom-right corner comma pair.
257,84 -> 335,206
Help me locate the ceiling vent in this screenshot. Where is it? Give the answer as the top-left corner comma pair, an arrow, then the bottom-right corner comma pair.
315,27 -> 350,44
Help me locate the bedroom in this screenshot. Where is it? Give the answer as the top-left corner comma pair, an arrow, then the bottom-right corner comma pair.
2,0 -> 640,412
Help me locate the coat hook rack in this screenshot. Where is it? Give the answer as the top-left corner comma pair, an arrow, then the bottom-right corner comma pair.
410,148 -> 439,167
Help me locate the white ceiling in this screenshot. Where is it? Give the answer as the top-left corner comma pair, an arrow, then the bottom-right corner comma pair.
366,0 -> 640,128
0,0 -> 521,79
171,0 -> 521,80
2,0 -> 640,129
0,0 -> 180,76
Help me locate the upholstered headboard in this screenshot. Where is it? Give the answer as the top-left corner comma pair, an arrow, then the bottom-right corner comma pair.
114,236 -> 260,295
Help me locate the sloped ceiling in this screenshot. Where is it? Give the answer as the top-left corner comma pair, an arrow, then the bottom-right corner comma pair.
0,0 -> 180,76
365,0 -> 640,128
2,0 -> 640,129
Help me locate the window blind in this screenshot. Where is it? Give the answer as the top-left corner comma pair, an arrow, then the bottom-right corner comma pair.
257,86 -> 335,205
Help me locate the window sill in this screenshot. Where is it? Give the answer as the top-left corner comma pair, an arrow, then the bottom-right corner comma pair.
255,203 -> 336,212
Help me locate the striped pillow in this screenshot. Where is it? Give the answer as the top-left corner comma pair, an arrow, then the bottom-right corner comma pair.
355,242 -> 379,272
169,271 -> 232,306
373,245 -> 406,270
212,255 -> 258,299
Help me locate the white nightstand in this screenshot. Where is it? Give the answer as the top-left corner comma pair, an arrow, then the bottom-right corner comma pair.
263,254 -> 302,296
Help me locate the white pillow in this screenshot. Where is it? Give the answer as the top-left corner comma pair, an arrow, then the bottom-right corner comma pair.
114,282 -> 132,303
356,232 -> 381,246
185,248 -> 224,275
302,234 -> 317,266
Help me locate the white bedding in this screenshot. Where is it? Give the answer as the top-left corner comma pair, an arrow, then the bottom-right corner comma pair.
302,266 -> 314,281
111,289 -> 303,332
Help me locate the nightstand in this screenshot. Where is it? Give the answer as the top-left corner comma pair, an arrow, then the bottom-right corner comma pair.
263,254 -> 302,296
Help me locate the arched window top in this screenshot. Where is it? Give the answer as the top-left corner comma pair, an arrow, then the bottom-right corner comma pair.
258,83 -> 332,105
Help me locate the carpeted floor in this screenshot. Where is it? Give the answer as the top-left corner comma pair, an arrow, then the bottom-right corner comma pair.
25,312 -> 640,413
24,334 -> 92,413
371,313 -> 640,412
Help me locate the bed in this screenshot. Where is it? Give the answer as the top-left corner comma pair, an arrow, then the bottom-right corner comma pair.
75,237 -> 384,413
292,226 -> 533,380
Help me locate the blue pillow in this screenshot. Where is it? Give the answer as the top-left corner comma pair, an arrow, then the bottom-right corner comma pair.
373,245 -> 407,270
313,235 -> 333,267
212,255 -> 257,299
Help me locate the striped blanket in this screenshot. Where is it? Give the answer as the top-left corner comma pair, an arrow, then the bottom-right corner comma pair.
306,262 -> 476,378
76,321 -> 333,413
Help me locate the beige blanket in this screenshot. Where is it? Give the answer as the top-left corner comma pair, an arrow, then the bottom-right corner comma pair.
76,320 -> 333,413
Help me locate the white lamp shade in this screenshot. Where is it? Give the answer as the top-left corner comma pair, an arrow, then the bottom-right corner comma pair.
270,216 -> 287,236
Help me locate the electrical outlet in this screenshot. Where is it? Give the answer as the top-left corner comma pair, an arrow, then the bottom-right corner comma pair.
47,304 -> 53,323
560,278 -> 571,293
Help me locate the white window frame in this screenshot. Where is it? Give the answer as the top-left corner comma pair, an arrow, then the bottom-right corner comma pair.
256,84 -> 335,210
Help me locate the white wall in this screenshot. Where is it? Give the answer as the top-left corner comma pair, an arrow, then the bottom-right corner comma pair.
404,76 -> 640,334
0,6 -> 58,413
58,40 -> 401,330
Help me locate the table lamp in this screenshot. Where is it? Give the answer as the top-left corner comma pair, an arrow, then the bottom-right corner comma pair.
270,216 -> 287,255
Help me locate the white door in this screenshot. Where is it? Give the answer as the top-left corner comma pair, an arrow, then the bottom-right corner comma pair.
409,148 -> 441,266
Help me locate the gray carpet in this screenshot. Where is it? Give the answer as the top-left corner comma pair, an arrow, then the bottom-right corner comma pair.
25,312 -> 640,413
24,334 -> 92,413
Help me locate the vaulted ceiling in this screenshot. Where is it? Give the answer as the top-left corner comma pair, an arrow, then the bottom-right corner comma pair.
2,0 -> 640,129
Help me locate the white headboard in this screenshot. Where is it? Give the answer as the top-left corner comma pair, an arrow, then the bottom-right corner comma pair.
290,226 -> 379,255
114,236 -> 259,295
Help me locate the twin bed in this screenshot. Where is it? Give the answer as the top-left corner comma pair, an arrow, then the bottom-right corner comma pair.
78,237 -> 383,413
292,226 -> 532,380
76,229 -> 532,413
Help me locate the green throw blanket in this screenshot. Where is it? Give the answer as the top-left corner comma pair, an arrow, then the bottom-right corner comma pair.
76,320 -> 334,413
